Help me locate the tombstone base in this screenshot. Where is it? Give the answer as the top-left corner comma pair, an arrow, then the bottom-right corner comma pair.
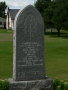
9,77 -> 53,90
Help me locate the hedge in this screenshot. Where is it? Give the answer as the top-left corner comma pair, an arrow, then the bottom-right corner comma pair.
0,80 -> 9,90
0,79 -> 68,90
53,79 -> 68,90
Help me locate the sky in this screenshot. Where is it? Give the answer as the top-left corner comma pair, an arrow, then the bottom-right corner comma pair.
0,0 -> 36,9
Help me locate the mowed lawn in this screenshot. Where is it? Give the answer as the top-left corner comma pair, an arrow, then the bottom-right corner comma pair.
0,29 -> 68,80
0,29 -> 13,79
45,35 -> 68,80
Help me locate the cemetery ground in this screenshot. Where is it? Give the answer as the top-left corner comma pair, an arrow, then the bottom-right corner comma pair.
0,29 -> 68,80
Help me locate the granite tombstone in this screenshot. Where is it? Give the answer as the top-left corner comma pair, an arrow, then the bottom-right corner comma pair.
13,4 -> 45,81
9,5 -> 53,90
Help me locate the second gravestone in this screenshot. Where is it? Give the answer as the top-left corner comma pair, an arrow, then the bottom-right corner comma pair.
9,5 -> 53,90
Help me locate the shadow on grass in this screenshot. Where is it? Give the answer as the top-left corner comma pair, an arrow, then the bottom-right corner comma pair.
45,32 -> 68,39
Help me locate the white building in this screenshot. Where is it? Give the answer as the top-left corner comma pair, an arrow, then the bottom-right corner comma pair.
6,8 -> 19,30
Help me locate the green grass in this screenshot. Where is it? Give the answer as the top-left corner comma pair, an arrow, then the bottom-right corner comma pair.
0,29 -> 68,80
0,41 -> 13,79
0,29 -> 12,34
0,29 -> 13,79
45,35 -> 68,80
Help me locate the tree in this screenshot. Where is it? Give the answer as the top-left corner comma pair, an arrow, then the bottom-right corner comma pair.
35,0 -> 51,16
35,0 -> 52,31
35,0 -> 68,36
0,2 -> 7,18
52,0 -> 68,36
43,1 -> 55,29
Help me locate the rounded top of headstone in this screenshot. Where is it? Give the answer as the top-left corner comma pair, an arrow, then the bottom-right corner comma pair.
14,5 -> 44,30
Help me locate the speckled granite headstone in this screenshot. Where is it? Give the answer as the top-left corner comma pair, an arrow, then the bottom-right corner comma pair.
13,5 -> 45,81
9,5 -> 53,90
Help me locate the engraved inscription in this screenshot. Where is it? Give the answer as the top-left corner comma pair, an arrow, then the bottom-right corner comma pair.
17,42 -> 43,67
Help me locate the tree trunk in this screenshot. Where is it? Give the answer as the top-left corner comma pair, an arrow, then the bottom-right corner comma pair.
51,29 -> 52,33
57,29 -> 60,37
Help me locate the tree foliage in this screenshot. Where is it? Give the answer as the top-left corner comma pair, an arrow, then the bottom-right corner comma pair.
35,0 -> 68,36
35,0 -> 51,16
52,0 -> 68,36
35,0 -> 55,30
0,2 -> 7,18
